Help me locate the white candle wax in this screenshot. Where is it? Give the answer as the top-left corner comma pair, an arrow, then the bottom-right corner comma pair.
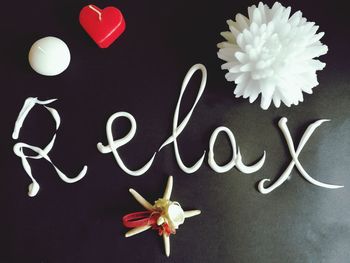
28,36 -> 71,76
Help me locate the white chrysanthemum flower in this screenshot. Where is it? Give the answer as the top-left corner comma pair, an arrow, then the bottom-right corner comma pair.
217,2 -> 328,110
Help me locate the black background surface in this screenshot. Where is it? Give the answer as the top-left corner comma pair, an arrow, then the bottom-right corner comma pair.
1,0 -> 350,262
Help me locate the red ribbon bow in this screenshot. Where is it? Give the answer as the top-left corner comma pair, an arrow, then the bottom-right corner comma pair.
123,211 -> 175,236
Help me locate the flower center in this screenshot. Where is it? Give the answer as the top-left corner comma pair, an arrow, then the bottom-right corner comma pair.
248,30 -> 284,80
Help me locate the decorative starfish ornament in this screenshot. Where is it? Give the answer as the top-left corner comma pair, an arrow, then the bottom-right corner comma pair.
122,176 -> 201,257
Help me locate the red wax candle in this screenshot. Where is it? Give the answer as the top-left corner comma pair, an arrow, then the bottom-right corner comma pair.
79,5 -> 126,48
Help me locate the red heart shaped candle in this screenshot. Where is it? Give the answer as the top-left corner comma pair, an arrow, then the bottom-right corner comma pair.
79,5 -> 126,48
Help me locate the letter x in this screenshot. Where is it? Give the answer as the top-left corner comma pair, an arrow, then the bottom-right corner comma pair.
258,117 -> 344,194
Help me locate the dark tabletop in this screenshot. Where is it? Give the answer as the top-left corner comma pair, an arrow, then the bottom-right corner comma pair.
1,0 -> 350,262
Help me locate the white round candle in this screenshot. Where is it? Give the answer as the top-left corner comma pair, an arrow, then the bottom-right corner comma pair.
28,36 -> 71,76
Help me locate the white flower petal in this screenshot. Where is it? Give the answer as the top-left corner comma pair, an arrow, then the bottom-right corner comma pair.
221,31 -> 235,43
229,25 -> 241,38
288,10 -> 302,26
252,8 -> 263,25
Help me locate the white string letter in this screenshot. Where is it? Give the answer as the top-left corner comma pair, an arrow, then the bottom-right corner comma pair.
13,97 -> 88,197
